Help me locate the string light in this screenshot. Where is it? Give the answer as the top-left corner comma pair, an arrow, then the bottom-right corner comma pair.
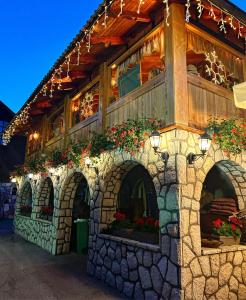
162,0 -> 170,26
137,0 -> 144,14
118,0 -> 125,17
218,12 -> 227,34
185,0 -> 191,22
77,42 -> 81,65
4,0 -> 246,145
196,0 -> 204,18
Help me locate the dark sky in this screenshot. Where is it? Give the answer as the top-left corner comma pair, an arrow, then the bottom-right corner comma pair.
0,0 -> 245,113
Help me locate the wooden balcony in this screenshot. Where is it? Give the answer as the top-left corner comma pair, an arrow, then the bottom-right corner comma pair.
67,113 -> 100,144
187,74 -> 246,129
106,73 -> 166,128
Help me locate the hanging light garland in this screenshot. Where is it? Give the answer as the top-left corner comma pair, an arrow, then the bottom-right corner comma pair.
137,0 -> 144,14
4,0 -> 246,145
162,0 -> 170,26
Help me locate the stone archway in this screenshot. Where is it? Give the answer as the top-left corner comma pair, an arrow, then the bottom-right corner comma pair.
16,182 -> 33,217
56,172 -> 90,254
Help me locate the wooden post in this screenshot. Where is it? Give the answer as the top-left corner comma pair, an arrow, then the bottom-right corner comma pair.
165,3 -> 189,126
98,62 -> 109,131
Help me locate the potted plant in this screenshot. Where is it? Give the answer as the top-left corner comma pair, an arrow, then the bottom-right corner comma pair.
20,205 -> 32,217
40,206 -> 53,221
133,217 -> 159,244
212,216 -> 242,246
103,211 -> 134,237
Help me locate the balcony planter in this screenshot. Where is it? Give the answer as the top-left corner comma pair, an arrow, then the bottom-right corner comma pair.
219,235 -> 241,246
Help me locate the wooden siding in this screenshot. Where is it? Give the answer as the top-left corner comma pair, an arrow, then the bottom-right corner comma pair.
106,74 -> 166,128
67,114 -> 100,144
45,136 -> 64,154
188,74 -> 246,129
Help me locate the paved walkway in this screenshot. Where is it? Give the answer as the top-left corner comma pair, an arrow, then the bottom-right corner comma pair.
0,231 -> 126,300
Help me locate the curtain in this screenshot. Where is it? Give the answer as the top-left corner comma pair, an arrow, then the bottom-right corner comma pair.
187,30 -> 244,81
116,28 -> 164,81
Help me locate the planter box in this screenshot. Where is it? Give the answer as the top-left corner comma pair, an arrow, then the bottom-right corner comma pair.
219,235 -> 240,246
112,229 -> 159,245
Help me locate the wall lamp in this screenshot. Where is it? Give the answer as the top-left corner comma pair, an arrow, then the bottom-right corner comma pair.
187,132 -> 212,165
150,131 -> 169,167
28,173 -> 34,179
84,157 -> 99,174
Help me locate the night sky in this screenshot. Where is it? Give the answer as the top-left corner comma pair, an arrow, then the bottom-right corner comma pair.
0,0 -> 245,113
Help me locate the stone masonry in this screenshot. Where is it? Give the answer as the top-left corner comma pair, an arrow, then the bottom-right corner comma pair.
14,128 -> 246,299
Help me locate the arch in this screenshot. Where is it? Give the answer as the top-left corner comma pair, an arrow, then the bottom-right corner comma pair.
57,171 -> 91,253
18,182 -> 33,217
37,177 -> 54,221
100,160 -> 160,227
38,177 -> 54,208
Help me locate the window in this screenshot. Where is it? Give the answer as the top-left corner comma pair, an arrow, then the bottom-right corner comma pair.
109,27 -> 165,104
71,83 -> 99,127
186,31 -> 244,89
118,165 -> 158,222
48,109 -> 65,140
0,121 -> 8,145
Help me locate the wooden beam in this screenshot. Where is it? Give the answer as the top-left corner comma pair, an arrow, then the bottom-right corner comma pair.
165,3 -> 189,126
109,10 -> 151,23
70,54 -> 98,65
91,36 -> 126,46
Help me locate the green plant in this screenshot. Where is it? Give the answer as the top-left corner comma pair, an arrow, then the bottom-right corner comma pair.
26,157 -> 46,173
106,118 -> 163,155
213,217 -> 242,238
208,118 -> 246,155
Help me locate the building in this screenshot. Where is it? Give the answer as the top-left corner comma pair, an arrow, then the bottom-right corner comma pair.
0,101 -> 26,218
4,0 -> 246,298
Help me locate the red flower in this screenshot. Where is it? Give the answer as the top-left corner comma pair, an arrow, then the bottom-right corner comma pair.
229,216 -> 242,228
135,218 -> 145,225
231,224 -> 237,231
111,127 -> 117,133
114,212 -> 126,221
146,217 -> 155,226
231,128 -> 237,134
213,218 -> 222,229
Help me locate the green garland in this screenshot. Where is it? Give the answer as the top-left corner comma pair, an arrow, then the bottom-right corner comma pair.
12,118 -> 163,177
208,118 -> 246,155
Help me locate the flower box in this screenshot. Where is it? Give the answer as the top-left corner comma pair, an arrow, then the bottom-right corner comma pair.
219,235 -> 240,246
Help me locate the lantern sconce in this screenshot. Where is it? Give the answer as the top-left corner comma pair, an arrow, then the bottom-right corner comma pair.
187,132 -> 212,165
11,177 -> 17,183
28,173 -> 34,180
33,131 -> 40,140
150,131 -> 169,167
84,157 -> 98,174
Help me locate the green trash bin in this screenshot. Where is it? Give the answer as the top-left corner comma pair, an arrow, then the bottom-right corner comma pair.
74,219 -> 89,253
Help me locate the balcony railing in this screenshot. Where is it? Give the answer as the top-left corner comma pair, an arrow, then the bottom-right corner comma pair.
187,74 -> 246,129
106,73 -> 166,128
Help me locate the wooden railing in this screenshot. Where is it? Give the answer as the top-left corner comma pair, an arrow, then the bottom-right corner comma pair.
187,74 -> 246,129
45,136 -> 64,154
106,73 -> 166,128
67,113 -> 100,144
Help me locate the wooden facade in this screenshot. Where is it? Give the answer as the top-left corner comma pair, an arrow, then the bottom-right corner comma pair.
21,1 -> 246,161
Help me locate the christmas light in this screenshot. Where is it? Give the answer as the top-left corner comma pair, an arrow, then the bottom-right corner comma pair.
137,0 -> 144,14
185,0 -> 191,22
162,0 -> 170,26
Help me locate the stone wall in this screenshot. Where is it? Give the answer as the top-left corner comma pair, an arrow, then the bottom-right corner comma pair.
14,128 -> 246,299
15,215 -> 57,254
87,234 -> 180,299
182,247 -> 246,300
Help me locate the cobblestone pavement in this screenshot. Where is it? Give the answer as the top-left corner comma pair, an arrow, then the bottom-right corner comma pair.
0,232 -> 126,300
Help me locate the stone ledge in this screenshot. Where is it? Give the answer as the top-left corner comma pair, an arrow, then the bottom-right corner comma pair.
99,234 -> 160,252
202,244 -> 246,255
35,218 -> 53,225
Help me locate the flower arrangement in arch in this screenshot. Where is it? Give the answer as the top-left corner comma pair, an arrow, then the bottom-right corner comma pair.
208,118 -> 246,156
12,118 -> 164,177
213,216 -> 242,238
